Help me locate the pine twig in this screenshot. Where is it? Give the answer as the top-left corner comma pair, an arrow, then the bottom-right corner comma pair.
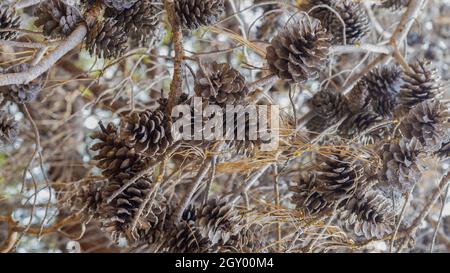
397,172 -> 450,252
164,0 -> 184,114
0,24 -> 87,86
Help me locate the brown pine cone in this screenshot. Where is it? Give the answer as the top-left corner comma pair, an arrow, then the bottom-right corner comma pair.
305,115 -> 331,134
85,18 -> 128,59
266,14 -> 331,83
166,220 -> 215,253
90,122 -> 145,179
103,0 -> 139,11
338,189 -> 395,240
34,0 -> 82,38
339,111 -> 385,145
195,62 -> 248,106
291,173 -> 333,216
380,137 -> 423,191
310,88 -> 349,121
120,109 -> 174,157
100,176 -> 166,243
346,80 -> 371,114
105,0 -> 162,46
400,100 -> 450,152
398,59 -> 442,109
292,139 -> 370,214
196,197 -> 242,244
364,65 -> 403,117
0,6 -> 20,40
0,110 -> 18,144
315,150 -> 366,203
174,0 -> 225,30
66,176 -> 106,219
381,0 -> 410,10
309,0 -> 370,44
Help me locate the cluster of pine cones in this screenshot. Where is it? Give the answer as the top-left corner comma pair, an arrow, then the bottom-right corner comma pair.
67,59 -> 262,251
24,0 -> 224,59
299,56 -> 449,239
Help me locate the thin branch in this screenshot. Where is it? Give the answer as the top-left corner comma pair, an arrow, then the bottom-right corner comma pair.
397,172 -> 450,252
247,74 -> 278,93
0,40 -> 54,49
0,213 -> 82,252
173,158 -> 213,223
390,184 -> 416,253
230,164 -> 271,204
430,183 -> 450,253
0,24 -> 87,86
164,0 -> 184,113
329,44 -> 392,55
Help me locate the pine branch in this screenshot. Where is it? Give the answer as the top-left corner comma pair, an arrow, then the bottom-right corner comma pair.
0,24 -> 87,86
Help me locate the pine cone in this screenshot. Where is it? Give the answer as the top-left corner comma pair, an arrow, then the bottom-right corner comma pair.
311,88 -> 349,121
339,111 -> 385,145
305,115 -> 331,134
166,220 -> 215,253
103,0 -> 139,11
346,79 -> 371,114
381,0 -> 410,10
67,177 -> 106,218
338,189 -> 394,239
292,146 -> 368,217
400,100 -> 450,152
309,0 -> 370,44
174,0 -> 225,30
380,137 -> 422,191
291,173 -> 333,216
100,176 -> 166,242
398,60 -> 442,109
196,197 -> 242,244
0,6 -> 20,40
0,64 -> 46,103
364,65 -> 403,117
90,122 -> 145,179
34,0 -> 82,38
0,110 -> 18,144
315,151 -> 365,202
105,0 -> 162,46
195,62 -> 248,106
85,18 -> 128,59
266,14 -> 331,83
120,109 -> 174,157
